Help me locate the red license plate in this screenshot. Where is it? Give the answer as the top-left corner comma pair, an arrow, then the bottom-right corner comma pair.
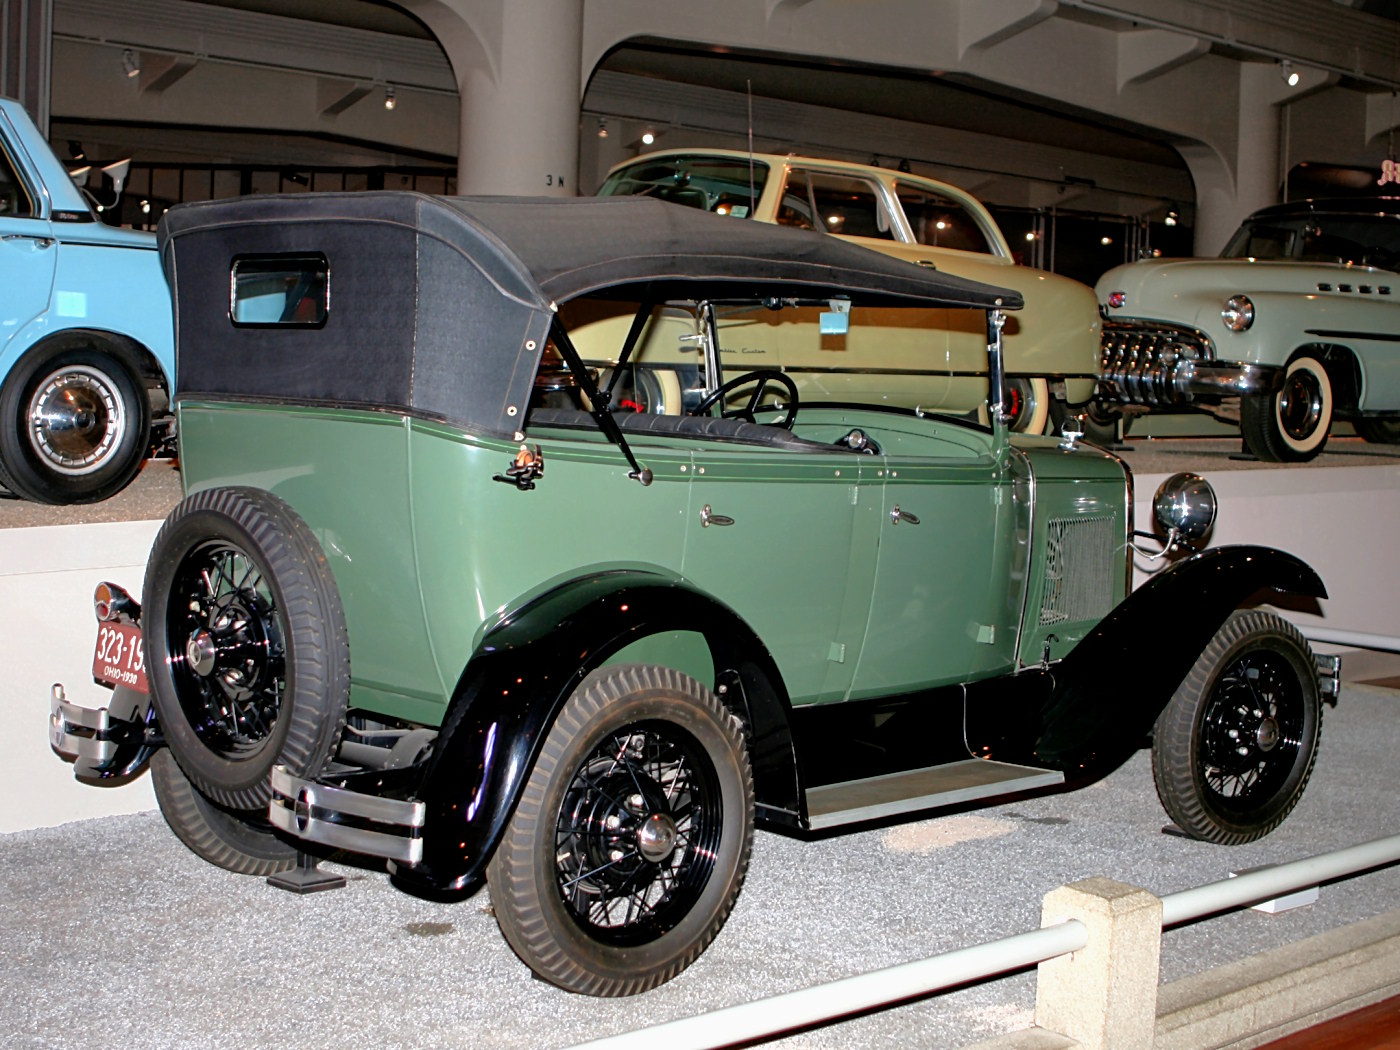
93,621 -> 148,694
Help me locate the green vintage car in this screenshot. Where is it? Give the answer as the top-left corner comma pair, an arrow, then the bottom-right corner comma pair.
50,193 -> 1337,996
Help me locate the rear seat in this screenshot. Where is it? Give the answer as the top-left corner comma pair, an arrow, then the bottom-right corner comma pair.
527,408 -> 841,452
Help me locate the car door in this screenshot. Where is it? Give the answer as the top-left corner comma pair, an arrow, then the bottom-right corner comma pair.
680,442 -> 879,705
0,123 -> 57,362
847,423 -> 1021,698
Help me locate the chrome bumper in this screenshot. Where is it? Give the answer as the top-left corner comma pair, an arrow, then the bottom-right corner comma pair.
1316,653 -> 1342,699
268,764 -> 426,866
1100,358 -> 1284,405
48,683 -> 153,778
1098,318 -> 1284,406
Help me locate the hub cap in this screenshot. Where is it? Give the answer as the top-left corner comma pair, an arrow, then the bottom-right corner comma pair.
26,364 -> 127,475
1278,369 -> 1324,441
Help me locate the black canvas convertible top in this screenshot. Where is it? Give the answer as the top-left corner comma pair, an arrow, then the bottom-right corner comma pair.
159,192 -> 1022,440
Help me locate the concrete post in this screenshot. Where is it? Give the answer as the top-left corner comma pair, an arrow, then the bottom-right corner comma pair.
455,0 -> 582,195
1035,877 -> 1163,1050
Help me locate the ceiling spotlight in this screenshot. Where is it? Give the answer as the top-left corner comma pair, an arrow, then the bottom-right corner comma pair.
121,49 -> 140,79
597,118 -> 608,139
384,85 -> 397,110
1281,60 -> 1300,87
641,129 -> 656,146
1165,208 -> 1179,227
68,140 -> 85,161
1024,231 -> 1037,242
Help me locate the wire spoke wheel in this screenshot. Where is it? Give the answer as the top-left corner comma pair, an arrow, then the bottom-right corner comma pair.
145,487 -> 350,812
488,664 -> 753,996
554,722 -> 722,946
166,540 -> 286,759
1152,610 -> 1321,844
1198,650 -> 1305,807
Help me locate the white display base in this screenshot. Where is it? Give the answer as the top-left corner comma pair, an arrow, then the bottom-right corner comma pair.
1133,463 -> 1400,649
3,521 -> 160,833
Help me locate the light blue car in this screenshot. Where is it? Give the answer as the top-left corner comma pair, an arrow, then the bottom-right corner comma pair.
0,97 -> 174,503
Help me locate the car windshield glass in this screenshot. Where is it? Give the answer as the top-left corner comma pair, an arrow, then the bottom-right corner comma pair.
1222,215 -> 1400,271
598,157 -> 768,219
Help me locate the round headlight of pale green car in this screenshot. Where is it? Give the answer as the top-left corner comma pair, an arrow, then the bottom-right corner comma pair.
1221,295 -> 1254,331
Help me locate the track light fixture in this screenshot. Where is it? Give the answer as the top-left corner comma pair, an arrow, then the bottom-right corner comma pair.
121,49 -> 140,79
384,85 -> 396,110
597,118 -> 608,139
641,128 -> 655,146
1281,60 -> 1300,87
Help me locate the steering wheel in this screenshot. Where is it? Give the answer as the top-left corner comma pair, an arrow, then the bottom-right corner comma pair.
689,369 -> 800,429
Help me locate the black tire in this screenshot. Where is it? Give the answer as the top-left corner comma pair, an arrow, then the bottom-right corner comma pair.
151,749 -> 297,875
1152,610 -> 1322,844
0,345 -> 151,504
1240,354 -> 1332,462
144,486 -> 350,812
1049,397 -> 1128,445
1355,417 -> 1400,445
487,664 -> 754,996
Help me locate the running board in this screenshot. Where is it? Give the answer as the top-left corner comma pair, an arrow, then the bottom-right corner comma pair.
805,758 -> 1065,830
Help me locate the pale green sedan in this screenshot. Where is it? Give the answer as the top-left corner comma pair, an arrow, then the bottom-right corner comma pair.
1098,197 -> 1400,460
50,192 -> 1334,996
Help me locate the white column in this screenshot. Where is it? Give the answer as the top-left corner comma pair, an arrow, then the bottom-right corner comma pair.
455,0 -> 583,195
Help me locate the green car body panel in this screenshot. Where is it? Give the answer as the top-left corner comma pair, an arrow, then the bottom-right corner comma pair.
178,398 -> 1130,725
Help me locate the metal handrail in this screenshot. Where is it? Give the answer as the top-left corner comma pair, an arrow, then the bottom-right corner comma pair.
1161,833 -> 1400,925
565,921 -> 1088,1050
564,832 -> 1400,1050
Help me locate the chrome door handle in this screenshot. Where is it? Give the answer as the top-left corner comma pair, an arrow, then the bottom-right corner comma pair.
890,505 -> 920,526
700,504 -> 734,527
1,234 -> 54,247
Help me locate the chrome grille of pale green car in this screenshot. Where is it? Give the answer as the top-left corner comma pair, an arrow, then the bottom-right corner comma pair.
1040,517 -> 1116,625
1099,318 -> 1213,405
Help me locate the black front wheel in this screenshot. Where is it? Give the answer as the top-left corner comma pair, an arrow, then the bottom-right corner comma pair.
1152,610 -> 1322,844
487,664 -> 754,996
144,487 -> 350,812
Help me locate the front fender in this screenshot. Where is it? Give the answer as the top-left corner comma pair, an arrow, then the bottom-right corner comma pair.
391,568 -> 798,894
1035,544 -> 1325,780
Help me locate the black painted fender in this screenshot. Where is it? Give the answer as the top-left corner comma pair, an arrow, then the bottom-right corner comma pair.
390,567 -> 800,894
1034,544 -> 1326,780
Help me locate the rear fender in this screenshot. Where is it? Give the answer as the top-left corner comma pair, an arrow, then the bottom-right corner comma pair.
393,568 -> 798,893
1029,544 -> 1325,780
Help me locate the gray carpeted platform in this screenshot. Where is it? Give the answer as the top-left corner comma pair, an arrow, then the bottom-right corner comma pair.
5,684 -> 1398,1049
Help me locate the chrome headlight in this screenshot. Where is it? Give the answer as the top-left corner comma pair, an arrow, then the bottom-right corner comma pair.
1153,473 -> 1217,545
1221,295 -> 1254,332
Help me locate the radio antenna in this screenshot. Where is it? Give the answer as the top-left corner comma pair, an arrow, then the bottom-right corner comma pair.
747,78 -> 756,214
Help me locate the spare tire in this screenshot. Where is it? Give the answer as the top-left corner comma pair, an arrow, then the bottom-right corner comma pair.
144,486 -> 349,811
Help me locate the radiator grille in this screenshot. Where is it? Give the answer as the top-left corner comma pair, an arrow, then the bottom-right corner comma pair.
1040,517 -> 1116,626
